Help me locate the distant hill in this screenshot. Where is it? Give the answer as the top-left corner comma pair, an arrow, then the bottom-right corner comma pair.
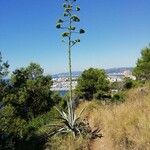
52,67 -> 133,78
105,67 -> 133,74
52,71 -> 82,78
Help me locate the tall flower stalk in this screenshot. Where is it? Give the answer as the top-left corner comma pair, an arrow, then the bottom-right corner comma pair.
55,0 -> 85,136
53,0 -> 102,139
56,0 -> 85,102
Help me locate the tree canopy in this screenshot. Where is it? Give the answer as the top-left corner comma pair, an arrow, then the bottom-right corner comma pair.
0,52 -> 9,80
133,46 -> 150,80
0,52 -> 9,103
0,62 -> 62,149
75,68 -> 110,100
3,63 -> 54,121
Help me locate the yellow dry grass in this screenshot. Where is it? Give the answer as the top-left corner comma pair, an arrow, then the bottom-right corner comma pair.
76,84 -> 150,150
47,135 -> 90,150
48,83 -> 150,150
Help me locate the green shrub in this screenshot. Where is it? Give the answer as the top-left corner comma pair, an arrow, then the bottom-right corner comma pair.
76,68 -> 110,100
112,92 -> 126,103
123,78 -> 135,89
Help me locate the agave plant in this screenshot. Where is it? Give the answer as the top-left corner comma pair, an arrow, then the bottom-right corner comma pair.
54,102 -> 86,137
49,103 -> 103,139
54,0 -> 85,137
54,0 -> 102,139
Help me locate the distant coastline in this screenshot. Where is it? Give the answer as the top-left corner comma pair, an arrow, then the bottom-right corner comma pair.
51,67 -> 134,92
52,67 -> 133,78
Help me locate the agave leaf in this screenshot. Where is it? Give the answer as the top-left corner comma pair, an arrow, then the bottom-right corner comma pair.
58,127 -> 66,132
74,113 -> 77,121
62,111 -> 69,121
55,107 -> 63,115
63,120 -> 72,130
76,127 -> 81,135
72,113 -> 77,126
78,106 -> 87,117
54,127 -> 67,136
55,107 -> 67,121
75,106 -> 87,122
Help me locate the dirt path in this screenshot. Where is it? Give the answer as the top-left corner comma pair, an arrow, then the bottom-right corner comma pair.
86,113 -> 114,150
90,136 -> 114,150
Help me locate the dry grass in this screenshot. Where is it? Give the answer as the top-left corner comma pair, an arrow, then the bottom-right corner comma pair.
46,135 -> 90,150
76,83 -> 150,150
47,83 -> 150,150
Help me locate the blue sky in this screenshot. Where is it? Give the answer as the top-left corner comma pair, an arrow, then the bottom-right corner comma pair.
0,0 -> 150,74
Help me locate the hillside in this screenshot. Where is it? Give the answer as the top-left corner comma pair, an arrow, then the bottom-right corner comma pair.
76,83 -> 150,150
48,83 -> 150,150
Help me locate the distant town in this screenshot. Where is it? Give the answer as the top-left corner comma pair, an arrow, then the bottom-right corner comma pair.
51,67 -> 136,91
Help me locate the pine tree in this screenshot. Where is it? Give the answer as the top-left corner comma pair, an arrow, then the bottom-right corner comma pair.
133,45 -> 150,80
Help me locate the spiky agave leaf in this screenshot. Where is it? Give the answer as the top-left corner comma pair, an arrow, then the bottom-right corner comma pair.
78,106 -> 87,118
55,107 -> 68,122
55,101 -> 74,129
73,106 -> 87,125
49,127 -> 69,137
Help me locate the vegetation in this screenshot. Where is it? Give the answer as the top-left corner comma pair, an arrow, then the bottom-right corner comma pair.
0,0 -> 150,147
56,0 -> 85,102
0,58 -> 62,149
110,81 -> 123,91
133,45 -> 150,81
122,77 -> 135,89
0,52 -> 9,102
47,135 -> 89,150
9,63 -> 54,120
76,83 -> 150,150
112,92 -> 126,103
76,68 -> 110,100
0,38 -> 150,150
55,0 -> 86,137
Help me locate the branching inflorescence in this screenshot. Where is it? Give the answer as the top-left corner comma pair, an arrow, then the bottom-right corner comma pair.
54,0 -> 102,139
55,0 -> 85,137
